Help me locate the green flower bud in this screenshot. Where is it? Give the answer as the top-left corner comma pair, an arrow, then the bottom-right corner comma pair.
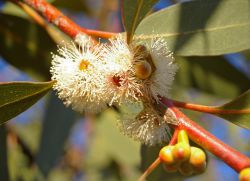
159,146 -> 175,165
172,143 -> 191,162
178,161 -> 193,176
177,130 -> 189,145
189,147 -> 206,173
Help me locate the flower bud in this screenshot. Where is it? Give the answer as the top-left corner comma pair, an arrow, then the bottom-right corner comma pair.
163,164 -> 178,173
189,147 -> 206,173
178,161 -> 193,176
172,143 -> 191,162
239,167 -> 250,181
159,146 -> 175,165
177,130 -> 189,145
135,61 -> 152,79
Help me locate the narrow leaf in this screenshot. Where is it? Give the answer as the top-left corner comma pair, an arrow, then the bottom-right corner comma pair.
0,81 -> 54,124
121,0 -> 159,44
36,92 -> 76,177
215,90 -> 250,129
135,0 -> 250,56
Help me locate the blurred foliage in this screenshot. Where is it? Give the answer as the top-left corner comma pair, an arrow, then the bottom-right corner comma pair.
175,56 -> 250,99
0,13 -> 56,79
36,92 -> 77,177
0,126 -> 9,181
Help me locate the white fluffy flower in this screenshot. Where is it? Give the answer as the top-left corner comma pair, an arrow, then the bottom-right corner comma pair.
102,35 -> 143,105
118,103 -> 174,145
144,38 -> 178,102
50,34 -> 108,113
113,37 -> 178,145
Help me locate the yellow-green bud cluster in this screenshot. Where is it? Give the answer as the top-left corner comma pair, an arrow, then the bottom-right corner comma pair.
159,130 -> 207,176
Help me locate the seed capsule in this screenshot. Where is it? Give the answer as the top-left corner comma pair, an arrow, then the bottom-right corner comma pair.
239,167 -> 250,181
159,146 -> 175,165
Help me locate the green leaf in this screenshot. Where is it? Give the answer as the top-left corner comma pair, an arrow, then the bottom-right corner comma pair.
121,0 -> 159,44
175,56 -> 250,99
215,90 -> 250,129
0,13 -> 56,78
0,81 -> 53,124
135,0 -> 250,56
36,92 -> 76,177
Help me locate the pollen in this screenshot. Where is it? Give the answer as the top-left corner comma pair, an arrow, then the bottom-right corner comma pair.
79,59 -> 90,71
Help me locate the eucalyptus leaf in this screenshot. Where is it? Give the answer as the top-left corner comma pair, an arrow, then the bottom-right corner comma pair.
135,0 -> 250,56
215,90 -> 250,129
36,92 -> 76,177
121,0 -> 159,43
0,81 -> 53,124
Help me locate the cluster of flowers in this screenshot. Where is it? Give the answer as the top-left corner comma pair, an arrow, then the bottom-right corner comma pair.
50,34 -> 178,145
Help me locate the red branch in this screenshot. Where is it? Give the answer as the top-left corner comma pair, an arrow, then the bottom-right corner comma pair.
19,0 -> 115,39
162,98 -> 250,173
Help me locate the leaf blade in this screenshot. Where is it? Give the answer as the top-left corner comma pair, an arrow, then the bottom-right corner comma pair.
36,92 -> 76,176
135,0 -> 250,56
0,81 -> 54,124
215,90 -> 250,129
122,0 -> 159,43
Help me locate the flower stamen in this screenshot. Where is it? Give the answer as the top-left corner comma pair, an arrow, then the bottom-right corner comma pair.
79,59 -> 90,71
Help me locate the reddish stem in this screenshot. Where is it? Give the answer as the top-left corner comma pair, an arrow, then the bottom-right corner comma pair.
169,128 -> 179,145
171,99 -> 250,114
84,29 -> 116,39
162,98 -> 250,173
19,0 -> 115,39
